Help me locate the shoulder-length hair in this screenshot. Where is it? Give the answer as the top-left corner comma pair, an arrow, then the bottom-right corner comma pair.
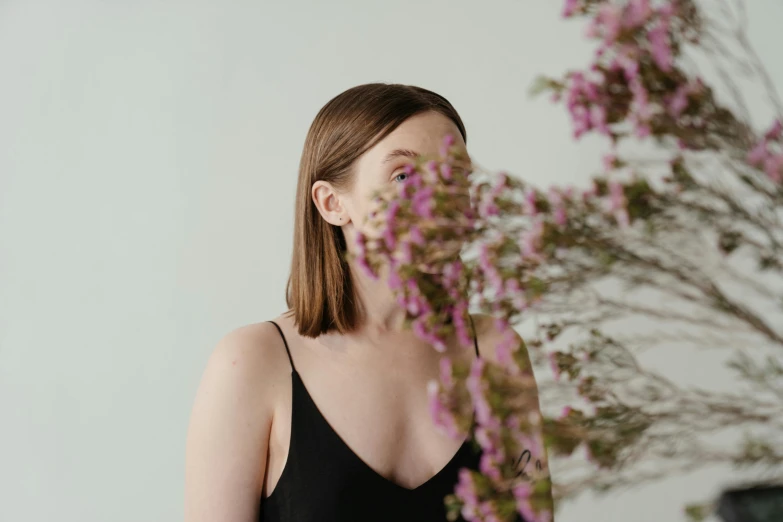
286,83 -> 467,337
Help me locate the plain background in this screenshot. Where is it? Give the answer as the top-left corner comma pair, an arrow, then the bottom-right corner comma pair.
1,1 -> 781,521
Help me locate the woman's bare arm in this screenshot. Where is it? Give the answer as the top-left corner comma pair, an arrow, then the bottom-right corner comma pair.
184,324 -> 283,522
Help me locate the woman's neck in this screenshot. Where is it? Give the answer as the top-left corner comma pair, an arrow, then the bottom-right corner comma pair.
348,260 -> 409,335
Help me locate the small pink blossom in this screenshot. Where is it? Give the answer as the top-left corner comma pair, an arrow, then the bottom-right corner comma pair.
455,469 -> 479,519
608,181 -> 626,210
411,186 -> 435,218
648,20 -> 672,71
554,206 -> 568,227
597,4 -> 623,44
748,141 -> 768,166
479,453 -> 502,481
439,134 -> 455,158
438,360 -> 455,393
387,269 -> 403,290
475,426 -> 492,449
765,119 -> 783,141
521,219 -> 545,259
427,380 -> 461,438
667,84 -> 690,117
409,226 -> 425,245
764,153 -> 783,183
562,0 -> 579,18
439,163 -> 452,180
622,0 -> 651,28
478,501 -> 501,522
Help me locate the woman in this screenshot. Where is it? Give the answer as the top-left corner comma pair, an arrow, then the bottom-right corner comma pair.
184,83 -> 544,521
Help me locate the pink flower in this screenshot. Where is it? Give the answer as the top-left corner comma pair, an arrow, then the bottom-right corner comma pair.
479,244 -> 504,296
439,163 -> 452,180
554,206 -> 568,227
562,0 -> 579,18
409,226 -> 425,245
747,141 -> 768,166
478,501 -> 501,522
597,4 -> 622,44
383,200 -> 401,249
517,498 -> 538,522
623,0 -> 651,28
618,53 -> 640,82
382,228 -> 396,251
439,134 -> 455,158
453,305 -> 473,348
482,200 -> 500,217
479,453 -> 502,481
629,77 -> 652,120
387,269 -> 402,290
635,123 -> 651,139
442,260 -> 464,287
412,186 -> 435,218
475,426 -> 492,449
455,469 -> 479,518
467,357 -> 486,393
439,357 -> 454,389
764,153 -> 783,183
765,119 -> 783,141
667,84 -> 690,117
521,219 -> 545,260
559,405 -> 572,419
608,181 -> 626,209
648,21 -> 672,71
513,481 -> 532,501
427,380 -> 460,438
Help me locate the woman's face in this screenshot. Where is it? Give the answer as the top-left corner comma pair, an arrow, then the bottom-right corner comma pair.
311,110 -> 467,253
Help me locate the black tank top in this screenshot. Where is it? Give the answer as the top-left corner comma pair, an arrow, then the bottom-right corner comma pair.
259,321 -> 483,522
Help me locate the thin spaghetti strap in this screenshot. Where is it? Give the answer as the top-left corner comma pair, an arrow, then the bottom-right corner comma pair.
468,315 -> 480,358
268,321 -> 295,372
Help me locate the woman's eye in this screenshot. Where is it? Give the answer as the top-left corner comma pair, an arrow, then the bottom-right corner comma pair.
393,172 -> 408,183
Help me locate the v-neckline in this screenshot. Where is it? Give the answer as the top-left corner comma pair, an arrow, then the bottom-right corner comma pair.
291,370 -> 472,493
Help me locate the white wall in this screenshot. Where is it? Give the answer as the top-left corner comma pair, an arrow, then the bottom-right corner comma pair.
1,1 -> 780,521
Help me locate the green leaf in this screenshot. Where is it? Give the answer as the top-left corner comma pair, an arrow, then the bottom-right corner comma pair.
529,76 -> 559,98
684,502 -> 710,521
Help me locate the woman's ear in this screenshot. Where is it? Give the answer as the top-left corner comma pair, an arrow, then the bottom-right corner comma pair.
312,181 -> 350,225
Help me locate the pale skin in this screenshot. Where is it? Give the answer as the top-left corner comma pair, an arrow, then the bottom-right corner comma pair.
183,111 -> 545,521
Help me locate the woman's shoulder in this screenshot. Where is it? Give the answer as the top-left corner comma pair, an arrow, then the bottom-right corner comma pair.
188,316 -> 294,432
203,317 -> 294,393
184,317 -> 292,520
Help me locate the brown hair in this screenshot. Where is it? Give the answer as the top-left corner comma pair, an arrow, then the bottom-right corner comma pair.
286,83 -> 467,338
